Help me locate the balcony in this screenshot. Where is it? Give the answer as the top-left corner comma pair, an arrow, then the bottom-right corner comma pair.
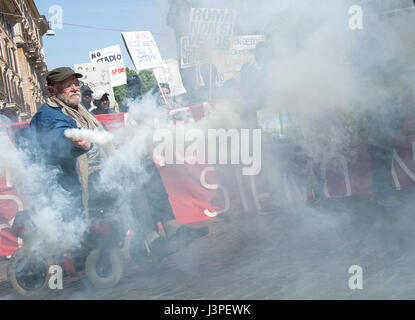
15,39 -> 41,60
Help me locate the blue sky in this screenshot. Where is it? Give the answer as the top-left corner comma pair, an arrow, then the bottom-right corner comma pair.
35,0 -> 177,71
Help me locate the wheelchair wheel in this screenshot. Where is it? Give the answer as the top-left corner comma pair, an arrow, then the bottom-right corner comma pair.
7,247 -> 55,300
85,247 -> 124,289
129,233 -> 162,268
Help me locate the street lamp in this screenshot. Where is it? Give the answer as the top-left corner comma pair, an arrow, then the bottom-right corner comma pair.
46,26 -> 55,36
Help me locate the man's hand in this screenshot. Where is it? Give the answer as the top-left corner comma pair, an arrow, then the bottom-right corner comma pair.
73,139 -> 91,151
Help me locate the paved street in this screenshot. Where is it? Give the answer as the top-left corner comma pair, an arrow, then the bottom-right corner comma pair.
1,191 -> 415,300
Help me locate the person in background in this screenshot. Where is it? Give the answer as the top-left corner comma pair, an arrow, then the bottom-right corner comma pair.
154,83 -> 193,123
154,83 -> 173,109
121,80 -> 209,261
80,85 -> 94,112
357,62 -> 409,208
119,75 -> 143,113
91,91 -> 112,115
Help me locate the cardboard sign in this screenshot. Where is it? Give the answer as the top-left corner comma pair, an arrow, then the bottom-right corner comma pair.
153,59 -> 187,97
74,62 -> 116,107
89,45 -> 127,87
189,8 -> 237,50
228,35 -> 266,71
121,31 -> 163,71
211,35 -> 266,87
180,36 -> 209,68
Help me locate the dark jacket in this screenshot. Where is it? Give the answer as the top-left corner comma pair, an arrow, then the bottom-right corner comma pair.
29,102 -> 90,200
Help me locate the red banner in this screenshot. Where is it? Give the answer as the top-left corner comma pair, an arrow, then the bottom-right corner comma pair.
1,105 -> 415,255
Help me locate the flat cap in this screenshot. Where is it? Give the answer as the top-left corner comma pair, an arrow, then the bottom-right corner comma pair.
47,67 -> 83,86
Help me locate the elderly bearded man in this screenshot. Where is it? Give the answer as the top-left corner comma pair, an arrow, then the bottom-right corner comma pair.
29,67 -> 111,221
30,67 -> 208,260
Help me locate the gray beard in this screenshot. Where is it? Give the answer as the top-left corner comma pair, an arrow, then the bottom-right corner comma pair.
57,93 -> 80,108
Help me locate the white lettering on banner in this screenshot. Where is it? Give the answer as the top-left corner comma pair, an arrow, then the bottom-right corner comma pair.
5,169 -> 12,188
200,167 -> 230,217
249,175 -> 261,211
235,166 -> 249,212
391,162 -> 401,190
323,156 -> 351,198
249,175 -> 270,211
393,149 -> 415,182
283,174 -> 293,205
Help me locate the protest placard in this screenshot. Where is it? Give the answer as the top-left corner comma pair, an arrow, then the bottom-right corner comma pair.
228,35 -> 266,70
121,31 -> 163,71
89,45 -> 127,87
189,8 -> 237,50
211,35 -> 266,87
153,59 -> 187,96
180,35 -> 209,68
74,62 -> 116,107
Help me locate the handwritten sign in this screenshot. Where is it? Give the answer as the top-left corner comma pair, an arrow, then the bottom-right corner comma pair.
180,36 -> 209,68
153,59 -> 187,97
189,8 -> 237,50
74,62 -> 115,107
89,45 -> 126,87
211,35 -> 266,87
121,31 -> 163,71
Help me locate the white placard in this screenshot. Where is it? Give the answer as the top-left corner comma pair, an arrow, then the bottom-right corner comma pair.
180,36 -> 209,68
189,8 -> 237,50
153,59 -> 187,97
228,35 -> 266,70
121,31 -> 163,71
74,62 -> 115,107
89,45 -> 127,87
211,35 -> 266,87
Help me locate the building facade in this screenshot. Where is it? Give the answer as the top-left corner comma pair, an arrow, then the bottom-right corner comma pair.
0,0 -> 48,122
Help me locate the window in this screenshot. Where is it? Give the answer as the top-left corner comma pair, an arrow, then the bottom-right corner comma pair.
5,75 -> 11,103
11,49 -> 18,73
4,41 -> 10,66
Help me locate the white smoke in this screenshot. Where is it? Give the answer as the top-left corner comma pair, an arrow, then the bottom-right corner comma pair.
64,128 -> 114,145
0,132 -> 88,251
